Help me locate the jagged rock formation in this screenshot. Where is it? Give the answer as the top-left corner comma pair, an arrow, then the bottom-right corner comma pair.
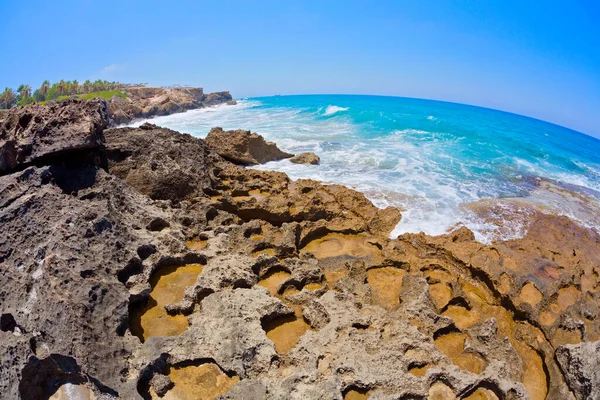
1,99 -> 599,399
205,127 -> 294,165
290,152 -> 320,165
0,99 -> 108,173
107,87 -> 233,126
0,109 -> 9,123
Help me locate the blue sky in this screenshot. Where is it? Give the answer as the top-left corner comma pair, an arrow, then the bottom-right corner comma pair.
1,0 -> 599,137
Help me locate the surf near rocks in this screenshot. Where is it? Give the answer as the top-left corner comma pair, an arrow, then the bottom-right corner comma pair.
0,99 -> 599,399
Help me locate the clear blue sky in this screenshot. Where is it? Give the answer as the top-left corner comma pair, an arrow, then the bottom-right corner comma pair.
1,1 -> 599,137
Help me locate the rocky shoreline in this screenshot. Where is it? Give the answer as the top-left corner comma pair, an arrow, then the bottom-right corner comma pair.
1,99 -> 599,399
106,86 -> 232,126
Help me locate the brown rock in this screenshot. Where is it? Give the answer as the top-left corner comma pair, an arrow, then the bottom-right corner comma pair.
204,91 -> 233,106
290,152 -> 320,165
0,99 -> 108,173
106,87 -> 232,126
205,127 -> 293,165
104,123 -> 221,201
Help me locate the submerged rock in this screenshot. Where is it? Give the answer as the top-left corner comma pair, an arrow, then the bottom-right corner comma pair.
205,127 -> 293,165
290,152 -> 320,165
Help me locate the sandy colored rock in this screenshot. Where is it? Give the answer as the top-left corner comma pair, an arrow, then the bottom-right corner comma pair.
107,87 -> 232,126
205,127 -> 293,165
290,152 -> 320,165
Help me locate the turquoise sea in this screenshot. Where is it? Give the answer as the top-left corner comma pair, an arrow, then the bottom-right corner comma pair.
132,95 -> 600,243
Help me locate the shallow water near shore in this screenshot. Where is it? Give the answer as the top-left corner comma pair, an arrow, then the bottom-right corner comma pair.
130,95 -> 600,243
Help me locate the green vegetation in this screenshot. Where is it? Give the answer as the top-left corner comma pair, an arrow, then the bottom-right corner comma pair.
0,80 -> 139,109
39,90 -> 128,105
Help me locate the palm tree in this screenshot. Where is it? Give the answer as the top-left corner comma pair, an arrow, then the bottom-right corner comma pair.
18,84 -> 31,100
72,80 -> 79,94
40,80 -> 50,100
58,80 -> 66,96
82,80 -> 91,94
0,88 -> 17,109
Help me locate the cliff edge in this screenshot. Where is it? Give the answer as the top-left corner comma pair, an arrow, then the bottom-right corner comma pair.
107,86 -> 233,126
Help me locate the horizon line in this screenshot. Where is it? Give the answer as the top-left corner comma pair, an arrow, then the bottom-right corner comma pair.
241,92 -> 598,140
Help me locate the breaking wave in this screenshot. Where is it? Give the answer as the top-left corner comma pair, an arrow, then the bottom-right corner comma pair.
131,94 -> 600,244
323,105 -> 349,116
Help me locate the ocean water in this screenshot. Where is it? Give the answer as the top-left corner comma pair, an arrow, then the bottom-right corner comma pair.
130,95 -> 600,243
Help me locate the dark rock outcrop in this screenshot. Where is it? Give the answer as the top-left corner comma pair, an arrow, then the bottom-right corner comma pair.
0,99 -> 108,173
104,122 -> 221,201
205,127 -> 293,165
203,91 -> 234,106
290,152 -> 320,165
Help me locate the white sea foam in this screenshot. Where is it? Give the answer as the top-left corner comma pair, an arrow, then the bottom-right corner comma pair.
129,97 -> 600,244
323,105 -> 349,116
392,129 -> 431,135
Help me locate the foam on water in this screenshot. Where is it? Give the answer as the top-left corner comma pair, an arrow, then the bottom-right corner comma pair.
131,95 -> 600,243
323,105 -> 349,116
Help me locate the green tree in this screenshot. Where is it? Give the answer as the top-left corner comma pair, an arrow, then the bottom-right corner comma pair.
82,80 -> 91,94
0,87 -> 17,109
33,89 -> 44,102
40,80 -> 50,100
17,84 -> 32,103
58,80 -> 66,96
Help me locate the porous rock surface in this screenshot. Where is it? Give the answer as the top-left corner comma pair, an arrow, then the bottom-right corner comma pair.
0,109 -> 9,123
1,100 -> 599,399
107,87 -> 233,126
0,99 -> 108,172
290,152 -> 320,165
205,127 -> 293,165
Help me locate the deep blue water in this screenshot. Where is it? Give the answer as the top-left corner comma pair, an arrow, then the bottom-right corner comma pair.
132,94 -> 600,242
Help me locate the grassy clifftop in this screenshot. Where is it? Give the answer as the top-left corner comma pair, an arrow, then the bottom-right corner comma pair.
40,90 -> 127,105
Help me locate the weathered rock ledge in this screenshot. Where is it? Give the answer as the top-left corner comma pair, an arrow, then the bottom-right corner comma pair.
1,100 -> 599,400
107,86 -> 233,126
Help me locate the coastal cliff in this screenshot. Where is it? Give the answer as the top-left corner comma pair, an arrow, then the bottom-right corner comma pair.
107,86 -> 233,126
0,100 -> 599,399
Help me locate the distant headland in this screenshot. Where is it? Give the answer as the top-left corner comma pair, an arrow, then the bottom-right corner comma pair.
0,81 -> 234,126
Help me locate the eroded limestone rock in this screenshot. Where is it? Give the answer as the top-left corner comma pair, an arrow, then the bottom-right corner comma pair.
0,98 -> 108,173
1,101 -> 598,399
205,127 -> 293,165
290,152 -> 320,165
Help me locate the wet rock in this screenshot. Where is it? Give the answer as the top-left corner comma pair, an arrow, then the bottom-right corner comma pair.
204,91 -> 234,106
0,99 -> 108,173
205,127 -> 293,165
290,152 -> 320,165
